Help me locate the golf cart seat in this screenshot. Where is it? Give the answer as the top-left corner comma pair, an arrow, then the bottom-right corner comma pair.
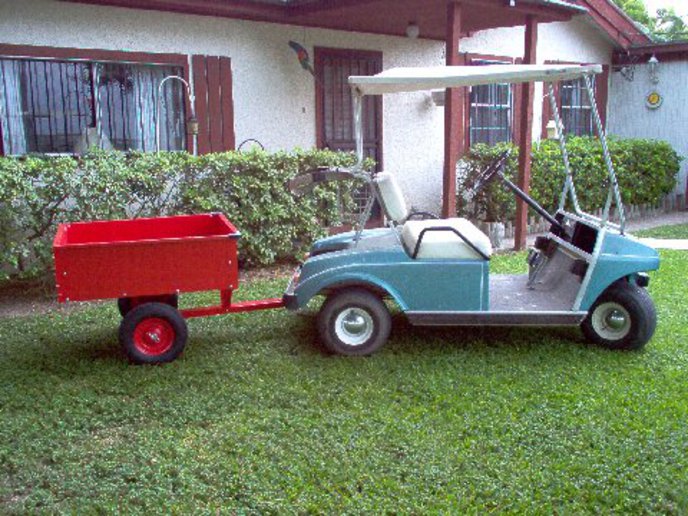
401,218 -> 493,260
373,172 -> 492,260
374,171 -> 438,224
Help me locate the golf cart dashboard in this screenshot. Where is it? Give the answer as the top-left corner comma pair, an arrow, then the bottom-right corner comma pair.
550,212 -> 599,255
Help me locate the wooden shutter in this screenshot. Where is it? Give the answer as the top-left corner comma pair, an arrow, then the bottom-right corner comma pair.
192,55 -> 235,154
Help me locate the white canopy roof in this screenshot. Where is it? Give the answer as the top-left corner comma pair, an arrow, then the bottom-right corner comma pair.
349,64 -> 602,96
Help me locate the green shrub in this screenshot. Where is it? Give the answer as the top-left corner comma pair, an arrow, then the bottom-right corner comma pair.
458,137 -> 681,222
0,149 -> 364,281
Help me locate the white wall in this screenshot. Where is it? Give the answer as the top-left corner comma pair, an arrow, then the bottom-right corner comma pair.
609,61 -> 688,198
0,0 -> 616,212
0,0 -> 445,209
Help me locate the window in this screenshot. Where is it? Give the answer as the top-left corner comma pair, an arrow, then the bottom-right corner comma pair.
560,77 -> 595,136
469,60 -> 513,146
0,57 -> 186,155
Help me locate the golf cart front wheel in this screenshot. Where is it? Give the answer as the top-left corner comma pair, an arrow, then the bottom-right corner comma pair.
317,288 -> 391,356
581,282 -> 656,351
119,302 -> 188,364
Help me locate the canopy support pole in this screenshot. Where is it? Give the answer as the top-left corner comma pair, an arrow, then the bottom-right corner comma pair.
442,0 -> 464,218
514,15 -> 538,250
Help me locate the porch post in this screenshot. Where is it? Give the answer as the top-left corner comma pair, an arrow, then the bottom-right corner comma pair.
443,0 -> 464,218
514,15 -> 538,250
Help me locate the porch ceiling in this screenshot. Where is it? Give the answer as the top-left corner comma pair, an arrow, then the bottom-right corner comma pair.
62,0 -> 585,40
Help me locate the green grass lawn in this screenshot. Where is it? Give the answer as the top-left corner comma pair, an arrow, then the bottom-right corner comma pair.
1,250 -> 687,513
635,223 -> 688,239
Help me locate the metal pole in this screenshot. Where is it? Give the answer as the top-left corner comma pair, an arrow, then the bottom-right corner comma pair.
156,75 -> 196,154
352,91 -> 364,170
583,74 -> 625,233
547,82 -> 581,215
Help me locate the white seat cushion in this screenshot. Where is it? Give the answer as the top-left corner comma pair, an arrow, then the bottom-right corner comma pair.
373,172 -> 409,224
401,218 -> 492,260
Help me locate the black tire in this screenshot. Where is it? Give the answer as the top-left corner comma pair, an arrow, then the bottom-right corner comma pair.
117,293 -> 179,317
317,288 -> 391,356
581,282 -> 656,350
119,302 -> 188,364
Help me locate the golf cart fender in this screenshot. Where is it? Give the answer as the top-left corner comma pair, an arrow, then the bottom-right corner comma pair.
294,270 -> 408,311
579,255 -> 659,311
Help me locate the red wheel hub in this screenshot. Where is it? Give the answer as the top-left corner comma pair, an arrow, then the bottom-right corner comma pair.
133,317 -> 175,356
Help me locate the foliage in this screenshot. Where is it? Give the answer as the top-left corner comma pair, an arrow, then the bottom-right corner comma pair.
611,0 -> 688,41
611,0 -> 654,31
653,7 -> 688,42
635,223 -> 688,239
0,250 -> 687,512
458,137 -> 681,222
0,149 -> 365,280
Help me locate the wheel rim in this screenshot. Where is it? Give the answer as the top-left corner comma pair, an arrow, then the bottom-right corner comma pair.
334,307 -> 374,347
591,302 -> 632,341
133,317 -> 175,356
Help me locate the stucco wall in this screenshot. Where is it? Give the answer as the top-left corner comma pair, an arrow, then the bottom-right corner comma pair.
0,0 -> 446,209
0,0 -> 615,212
609,62 -> 688,198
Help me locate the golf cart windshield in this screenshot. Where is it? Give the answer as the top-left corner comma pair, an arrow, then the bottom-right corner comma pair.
348,64 -> 625,233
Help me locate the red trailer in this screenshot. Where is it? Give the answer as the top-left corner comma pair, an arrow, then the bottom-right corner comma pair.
53,213 -> 283,364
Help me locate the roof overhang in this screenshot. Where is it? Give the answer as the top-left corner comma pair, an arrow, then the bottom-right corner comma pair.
349,64 -> 602,95
614,41 -> 688,65
578,0 -> 652,48
61,0 -> 585,40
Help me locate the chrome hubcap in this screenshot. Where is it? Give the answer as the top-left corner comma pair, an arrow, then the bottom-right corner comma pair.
592,302 -> 631,341
335,307 -> 374,346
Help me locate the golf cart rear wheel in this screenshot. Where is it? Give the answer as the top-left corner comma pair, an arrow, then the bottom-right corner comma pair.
582,282 -> 656,351
318,288 -> 391,356
119,302 -> 188,364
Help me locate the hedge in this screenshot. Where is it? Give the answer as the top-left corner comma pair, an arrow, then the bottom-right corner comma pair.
458,137 -> 681,222
0,149 -> 364,280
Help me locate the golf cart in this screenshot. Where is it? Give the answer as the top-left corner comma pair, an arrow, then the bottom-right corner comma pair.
284,64 -> 660,355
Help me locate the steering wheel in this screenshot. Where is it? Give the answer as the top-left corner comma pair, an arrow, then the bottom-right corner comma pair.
472,149 -> 512,193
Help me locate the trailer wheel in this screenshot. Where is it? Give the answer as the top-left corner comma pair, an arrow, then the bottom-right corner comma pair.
118,294 -> 178,317
581,282 -> 656,351
119,302 -> 188,364
317,288 -> 391,356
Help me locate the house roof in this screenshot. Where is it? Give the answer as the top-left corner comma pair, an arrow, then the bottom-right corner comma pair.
614,40 -> 688,64
63,0 -> 584,40
575,0 -> 652,47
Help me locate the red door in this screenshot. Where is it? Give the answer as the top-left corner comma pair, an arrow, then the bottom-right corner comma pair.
315,48 -> 382,222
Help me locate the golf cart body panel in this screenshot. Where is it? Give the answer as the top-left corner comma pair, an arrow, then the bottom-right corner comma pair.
291,234 -> 488,312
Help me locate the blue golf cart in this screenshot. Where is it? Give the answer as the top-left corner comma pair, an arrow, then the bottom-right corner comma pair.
284,64 -> 659,355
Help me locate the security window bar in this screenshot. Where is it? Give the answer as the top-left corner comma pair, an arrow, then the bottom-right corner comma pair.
0,57 -> 185,155
560,77 -> 594,137
469,60 -> 513,146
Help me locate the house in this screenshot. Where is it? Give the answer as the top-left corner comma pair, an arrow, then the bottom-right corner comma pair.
0,0 -> 671,246
610,41 -> 688,209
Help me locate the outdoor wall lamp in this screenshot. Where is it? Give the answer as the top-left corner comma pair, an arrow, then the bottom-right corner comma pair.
546,119 -> 560,139
156,75 -> 197,155
406,22 -> 420,39
648,54 -> 660,84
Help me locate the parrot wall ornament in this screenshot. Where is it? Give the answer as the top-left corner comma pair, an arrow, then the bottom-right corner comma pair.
288,40 -> 315,77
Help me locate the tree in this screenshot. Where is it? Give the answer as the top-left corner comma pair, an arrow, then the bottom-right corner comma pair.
610,0 -> 653,32
611,0 -> 688,42
653,8 -> 688,41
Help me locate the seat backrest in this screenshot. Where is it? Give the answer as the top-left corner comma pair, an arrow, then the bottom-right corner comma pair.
373,172 -> 409,224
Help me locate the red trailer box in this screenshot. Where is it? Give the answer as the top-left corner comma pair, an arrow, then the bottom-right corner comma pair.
53,213 -> 240,303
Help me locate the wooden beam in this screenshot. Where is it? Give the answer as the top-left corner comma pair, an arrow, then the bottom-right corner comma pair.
514,14 -> 538,251
443,0 -> 464,218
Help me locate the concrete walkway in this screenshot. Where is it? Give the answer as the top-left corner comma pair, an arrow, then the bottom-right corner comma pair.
498,210 -> 688,251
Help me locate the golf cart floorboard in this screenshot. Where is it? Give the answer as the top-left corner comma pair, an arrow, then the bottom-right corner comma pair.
407,273 -> 587,327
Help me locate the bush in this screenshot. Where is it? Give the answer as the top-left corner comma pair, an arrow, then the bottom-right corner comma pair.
458,137 -> 681,222
0,149 -> 365,281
